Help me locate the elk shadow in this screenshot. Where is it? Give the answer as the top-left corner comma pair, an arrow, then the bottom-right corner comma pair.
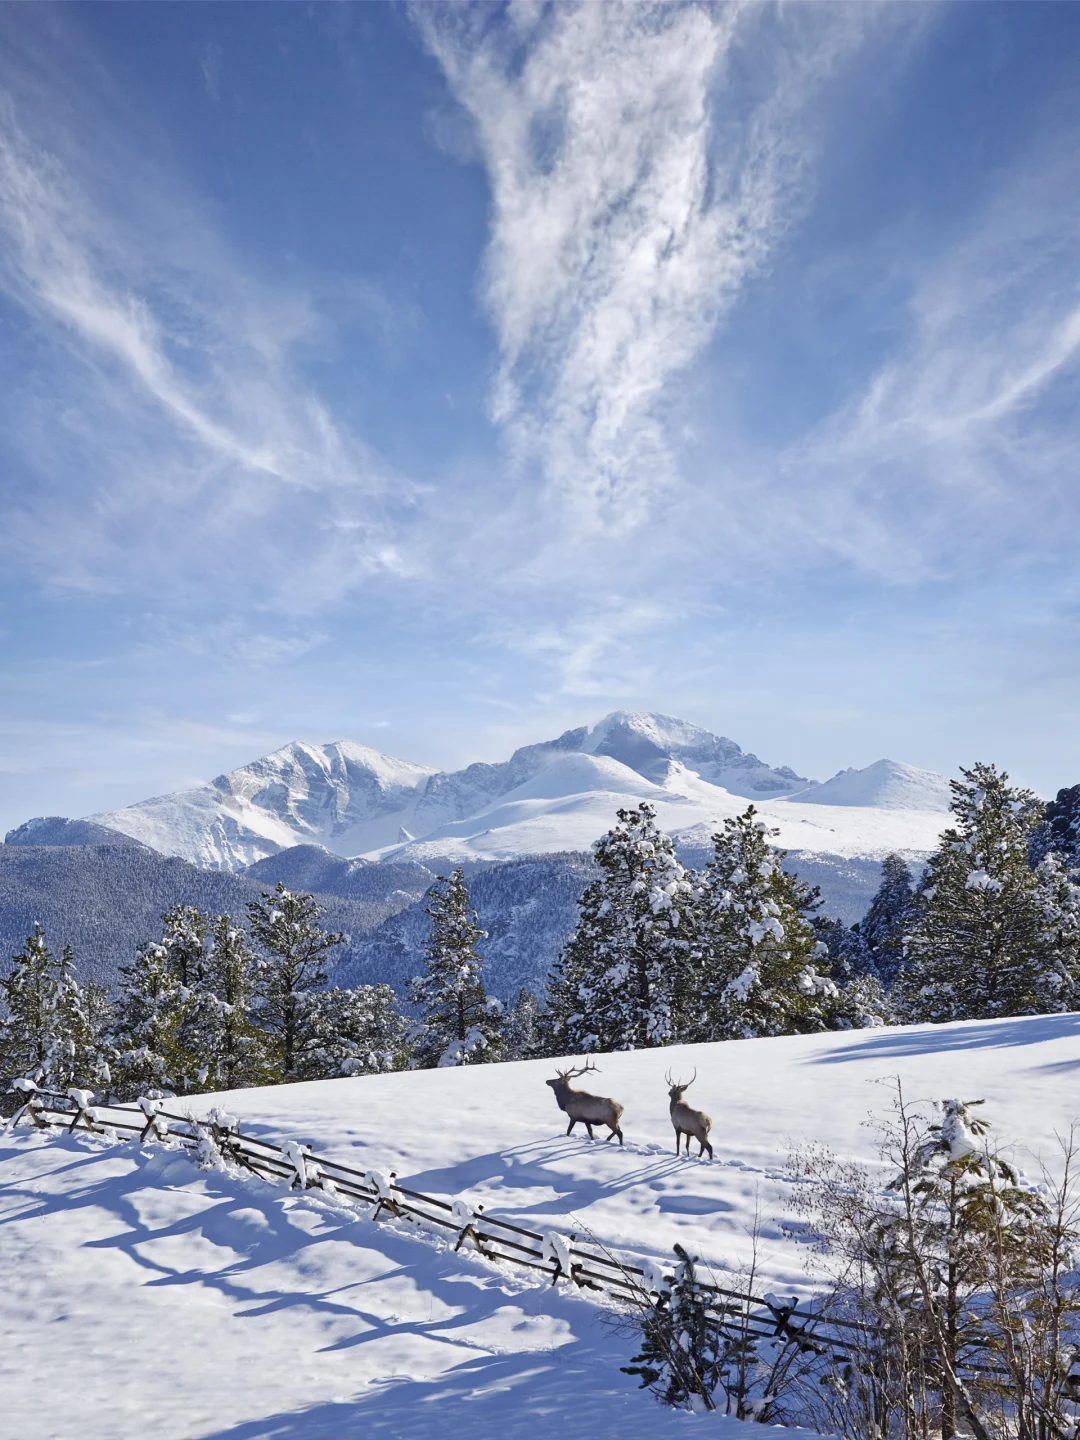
402,1135 -> 701,1222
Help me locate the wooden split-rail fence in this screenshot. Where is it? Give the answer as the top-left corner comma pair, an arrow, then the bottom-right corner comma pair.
9,1081 -> 868,1366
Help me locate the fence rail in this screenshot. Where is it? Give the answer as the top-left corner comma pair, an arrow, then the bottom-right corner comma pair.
6,1082 -> 879,1363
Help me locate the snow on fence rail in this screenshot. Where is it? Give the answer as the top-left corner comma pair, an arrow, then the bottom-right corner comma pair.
9,1081 -> 857,1362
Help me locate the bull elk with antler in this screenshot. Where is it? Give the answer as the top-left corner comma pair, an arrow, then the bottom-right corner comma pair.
666,1068 -> 713,1159
546,1062 -> 624,1145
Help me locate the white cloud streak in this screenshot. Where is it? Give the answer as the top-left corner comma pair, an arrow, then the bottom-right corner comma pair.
780,137 -> 1080,579
0,93 -> 412,610
418,0 -> 875,531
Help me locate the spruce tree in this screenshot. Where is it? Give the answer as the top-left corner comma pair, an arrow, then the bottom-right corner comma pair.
200,915 -> 267,1090
817,919 -> 890,1029
247,883 -> 345,1081
52,944 -> 113,1093
111,938 -> 188,1098
546,804 -> 698,1054
897,763 -> 1080,1023
861,854 -> 917,987
504,987 -> 543,1060
298,985 -> 409,1079
160,904 -> 216,1090
1038,783 -> 1080,875
0,925 -> 58,1086
623,1243 -> 722,1411
409,868 -> 503,1067
695,808 -> 836,1040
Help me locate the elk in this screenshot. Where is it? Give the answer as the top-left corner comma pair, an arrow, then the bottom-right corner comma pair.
546,1062 -> 624,1145
666,1068 -> 713,1159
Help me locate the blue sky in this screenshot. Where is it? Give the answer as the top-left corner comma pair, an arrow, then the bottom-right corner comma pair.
0,1 -> 1078,831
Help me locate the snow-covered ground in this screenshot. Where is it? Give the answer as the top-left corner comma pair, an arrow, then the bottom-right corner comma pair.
7,1013 -> 1078,1439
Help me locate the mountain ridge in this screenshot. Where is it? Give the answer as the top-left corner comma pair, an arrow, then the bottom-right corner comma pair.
57,711 -> 954,872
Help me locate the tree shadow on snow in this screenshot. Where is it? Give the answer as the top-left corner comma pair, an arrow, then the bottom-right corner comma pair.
809,1013 -> 1080,1065
192,1342 -> 749,1440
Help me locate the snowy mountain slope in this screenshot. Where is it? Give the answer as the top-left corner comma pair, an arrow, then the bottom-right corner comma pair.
89,740 -> 438,869
787,758 -> 953,811
241,842 -> 436,903
379,759 -> 948,868
4,815 -> 152,849
77,711 -> 951,872
6,1012 -> 1079,1439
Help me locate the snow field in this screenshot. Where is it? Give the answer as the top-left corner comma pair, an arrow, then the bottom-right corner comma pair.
1,1130 -> 804,1440
6,1011 -> 1080,1438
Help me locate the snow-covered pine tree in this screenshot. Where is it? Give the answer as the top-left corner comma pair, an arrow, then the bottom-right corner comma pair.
861,854 -> 917,987
504,986 -> 543,1060
1,925 -> 59,1087
159,904 -> 208,988
816,919 -> 890,1029
897,763 -> 1080,1023
694,808 -> 837,1040
409,868 -> 503,1068
623,1243 -> 721,1411
1038,783 -> 1080,875
297,984 -> 409,1079
545,804 -> 698,1054
52,944 -> 113,1093
111,937 -> 188,1098
818,918 -> 874,979
247,883 -> 346,1082
158,904 -> 218,1090
200,914 -> 267,1090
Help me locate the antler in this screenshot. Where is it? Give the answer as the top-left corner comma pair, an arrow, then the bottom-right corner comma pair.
667,1068 -> 697,1090
563,1060 -> 599,1080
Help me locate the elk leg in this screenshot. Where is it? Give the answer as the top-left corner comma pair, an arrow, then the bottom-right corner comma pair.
566,1118 -> 576,1136
674,1129 -> 682,1156
614,1125 -> 623,1146
585,1122 -> 595,1140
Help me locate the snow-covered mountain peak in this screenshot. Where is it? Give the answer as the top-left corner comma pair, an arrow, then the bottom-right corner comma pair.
574,710 -> 814,796
77,716 -> 952,871
787,758 -> 953,811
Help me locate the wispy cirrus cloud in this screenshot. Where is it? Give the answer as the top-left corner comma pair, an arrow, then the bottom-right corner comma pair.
0,78 -> 412,611
776,133 -> 1080,581
417,1 -> 882,532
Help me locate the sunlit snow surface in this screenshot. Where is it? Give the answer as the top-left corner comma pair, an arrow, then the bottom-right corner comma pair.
7,1014 -> 1080,1438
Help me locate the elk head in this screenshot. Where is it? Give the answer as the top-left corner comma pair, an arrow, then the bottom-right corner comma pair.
665,1067 -> 696,1102
546,1061 -> 599,1090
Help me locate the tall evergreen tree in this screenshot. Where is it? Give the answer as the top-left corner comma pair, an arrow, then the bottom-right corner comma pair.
247,884 -> 345,1082
861,854 -> 917,987
160,904 -> 216,1090
111,937 -> 188,1097
0,927 -> 110,1094
409,868 -> 503,1068
298,985 -> 409,1079
1,925 -> 58,1085
199,915 -> 267,1090
504,987 -> 543,1060
897,763 -> 1080,1023
694,808 -> 836,1040
1037,783 -> 1080,875
816,918 -> 890,1029
52,944 -> 113,1093
159,904 -> 208,988
546,804 -> 697,1054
